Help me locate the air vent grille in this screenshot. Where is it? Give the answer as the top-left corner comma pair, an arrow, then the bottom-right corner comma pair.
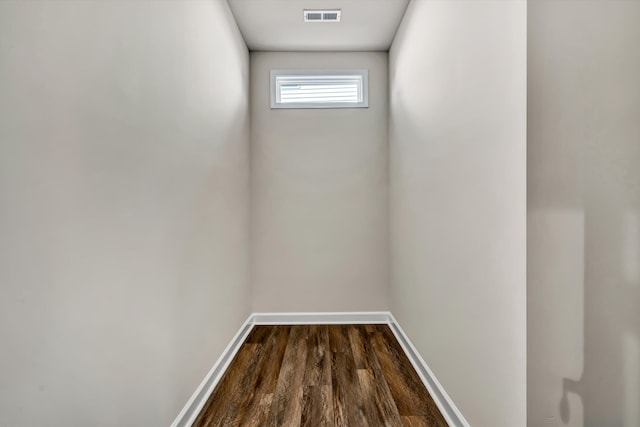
323,12 -> 339,20
304,9 -> 341,22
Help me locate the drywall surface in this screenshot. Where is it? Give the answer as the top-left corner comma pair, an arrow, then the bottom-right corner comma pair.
528,2 -> 640,426
250,52 -> 389,312
389,1 -> 527,426
0,1 -> 250,426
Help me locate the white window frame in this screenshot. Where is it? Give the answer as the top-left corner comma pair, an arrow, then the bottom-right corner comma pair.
270,69 -> 369,109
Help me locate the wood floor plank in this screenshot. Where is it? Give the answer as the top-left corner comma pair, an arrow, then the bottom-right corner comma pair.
371,331 -> 418,415
331,350 -> 370,426
266,325 -> 309,426
253,326 -> 292,394
304,325 -> 331,386
348,324 -> 373,369
349,324 -> 403,426
192,343 -> 264,427
364,324 -> 378,334
361,325 -> 402,425
235,393 -> 273,427
231,326 -> 289,425
357,368 -> 403,426
371,327 -> 448,426
244,325 -> 273,344
360,328 -> 405,426
383,329 -> 448,427
328,324 -> 350,353
402,415 -> 432,427
192,324 -> 449,427
301,385 -> 334,427
330,325 -> 371,426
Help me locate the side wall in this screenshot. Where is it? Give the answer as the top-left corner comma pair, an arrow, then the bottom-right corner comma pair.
0,1 -> 250,426
528,2 -> 640,426
250,52 -> 389,312
389,1 -> 527,426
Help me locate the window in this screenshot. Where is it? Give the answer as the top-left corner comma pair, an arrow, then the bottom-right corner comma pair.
270,69 -> 369,109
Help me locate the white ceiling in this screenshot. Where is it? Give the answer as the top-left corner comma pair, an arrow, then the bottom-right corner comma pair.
227,0 -> 410,51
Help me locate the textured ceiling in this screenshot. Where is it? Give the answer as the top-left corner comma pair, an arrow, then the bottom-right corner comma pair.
227,0 -> 410,51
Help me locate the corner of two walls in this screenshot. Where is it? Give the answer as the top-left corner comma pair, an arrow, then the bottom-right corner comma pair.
171,0 -> 252,419
388,1 -> 527,426
0,1 -> 251,426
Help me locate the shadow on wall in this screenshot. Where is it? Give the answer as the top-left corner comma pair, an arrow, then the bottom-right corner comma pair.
527,2 -> 640,426
560,181 -> 640,427
528,132 -> 640,427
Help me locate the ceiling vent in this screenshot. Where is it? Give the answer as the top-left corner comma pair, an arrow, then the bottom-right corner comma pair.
304,9 -> 341,23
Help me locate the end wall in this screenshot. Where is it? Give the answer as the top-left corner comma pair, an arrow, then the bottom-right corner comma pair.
389,1 -> 527,425
0,1 -> 250,425
250,52 -> 389,313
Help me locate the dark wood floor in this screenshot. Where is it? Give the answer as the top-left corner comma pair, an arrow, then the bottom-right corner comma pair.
192,324 -> 448,427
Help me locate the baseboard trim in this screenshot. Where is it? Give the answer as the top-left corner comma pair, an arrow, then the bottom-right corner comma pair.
170,316 -> 254,427
251,311 -> 390,325
387,313 -> 470,427
171,311 -> 469,427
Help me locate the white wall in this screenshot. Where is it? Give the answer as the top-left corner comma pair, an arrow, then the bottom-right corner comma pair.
0,1 -> 250,426
389,1 -> 527,426
528,2 -> 640,426
250,52 -> 389,312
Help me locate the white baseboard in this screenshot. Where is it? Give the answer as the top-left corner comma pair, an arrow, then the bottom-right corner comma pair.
171,311 -> 469,427
251,311 -> 390,325
170,317 -> 254,427
387,313 -> 470,427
